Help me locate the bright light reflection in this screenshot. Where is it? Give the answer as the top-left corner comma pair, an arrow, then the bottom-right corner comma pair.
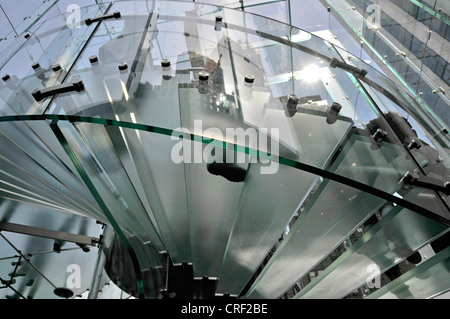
130,112 -> 142,142
296,64 -> 323,82
120,80 -> 129,101
103,81 -> 113,104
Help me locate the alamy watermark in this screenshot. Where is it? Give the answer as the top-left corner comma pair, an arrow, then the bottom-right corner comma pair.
366,264 -> 381,289
66,264 -> 81,289
170,120 -> 280,175
366,4 -> 381,29
66,4 -> 81,29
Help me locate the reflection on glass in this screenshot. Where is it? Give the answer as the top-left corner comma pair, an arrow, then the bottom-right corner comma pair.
0,4 -> 108,116
366,245 -> 450,299
293,190 -> 448,299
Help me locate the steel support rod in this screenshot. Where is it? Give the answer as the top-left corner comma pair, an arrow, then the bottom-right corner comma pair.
88,226 -> 109,299
0,221 -> 100,247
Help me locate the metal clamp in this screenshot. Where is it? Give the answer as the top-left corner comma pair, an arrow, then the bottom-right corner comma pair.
85,11 -> 121,26
285,94 -> 299,117
0,278 -> 15,286
329,58 -> 368,78
399,171 -> 419,190
32,79 -> 85,102
326,102 -> 342,124
198,71 -> 209,94
407,139 -> 422,150
215,15 -> 223,31
399,170 -> 450,195
372,128 -> 387,145
92,234 -> 104,246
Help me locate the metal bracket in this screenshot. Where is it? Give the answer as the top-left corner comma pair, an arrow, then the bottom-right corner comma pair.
96,220 -> 107,229
371,128 -> 388,150
285,94 -> 299,117
399,171 -> 450,195
329,58 -> 368,78
0,278 -> 15,286
92,234 -> 104,246
326,102 -> 342,124
407,139 -> 422,150
215,15 -> 223,31
373,128 -> 387,142
85,11 -> 121,26
31,79 -> 85,102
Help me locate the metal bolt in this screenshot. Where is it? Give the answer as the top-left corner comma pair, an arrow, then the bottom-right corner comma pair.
408,139 -> 422,150
287,94 -> 299,109
199,71 -> 209,81
118,62 -> 128,71
244,74 -> 255,83
198,72 -> 209,94
51,64 -> 61,72
161,58 -> 171,68
327,102 -> 342,124
399,171 -> 419,189
285,94 -> 299,117
373,129 -> 387,143
89,55 -> 99,64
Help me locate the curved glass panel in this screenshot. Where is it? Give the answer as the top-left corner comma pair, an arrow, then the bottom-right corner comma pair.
366,246 -> 450,299
332,45 -> 450,194
0,120 -> 103,219
0,4 -> 109,117
0,0 -> 64,70
0,116 -> 446,298
335,45 -> 450,147
292,190 -> 448,299
243,132 -> 434,298
325,0 -> 450,130
0,0 -> 60,38
53,120 -> 166,251
42,0 -> 433,205
52,119 -> 167,298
